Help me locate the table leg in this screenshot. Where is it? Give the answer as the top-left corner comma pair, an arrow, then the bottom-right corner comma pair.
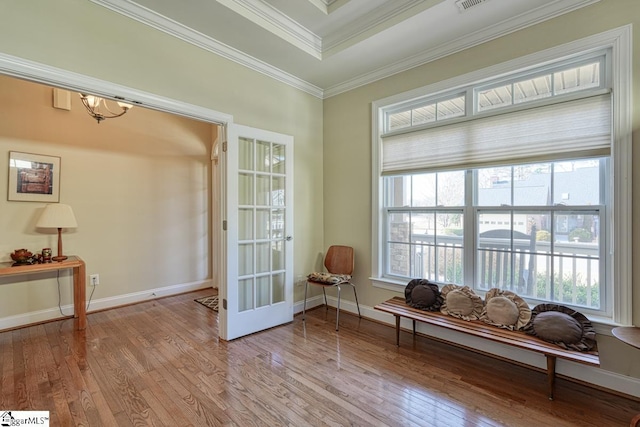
546,355 -> 556,400
74,261 -> 86,330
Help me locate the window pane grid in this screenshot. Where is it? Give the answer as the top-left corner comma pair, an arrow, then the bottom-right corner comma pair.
383,158 -> 605,313
474,172 -> 602,310
386,94 -> 466,132
386,208 -> 464,282
476,61 -> 602,113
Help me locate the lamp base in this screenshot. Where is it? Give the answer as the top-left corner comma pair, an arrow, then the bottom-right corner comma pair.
52,255 -> 68,262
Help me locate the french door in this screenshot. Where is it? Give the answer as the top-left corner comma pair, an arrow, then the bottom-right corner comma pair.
219,124 -> 294,340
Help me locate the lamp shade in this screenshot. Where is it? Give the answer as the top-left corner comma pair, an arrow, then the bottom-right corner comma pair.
36,204 -> 78,229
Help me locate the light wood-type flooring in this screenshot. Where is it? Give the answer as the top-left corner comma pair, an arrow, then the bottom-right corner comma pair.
0,289 -> 638,426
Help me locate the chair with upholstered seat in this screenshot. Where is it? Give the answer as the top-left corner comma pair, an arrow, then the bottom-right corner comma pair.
302,245 -> 361,331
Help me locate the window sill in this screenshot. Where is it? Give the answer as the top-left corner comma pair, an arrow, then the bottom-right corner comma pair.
370,277 -> 406,293
370,276 -> 621,336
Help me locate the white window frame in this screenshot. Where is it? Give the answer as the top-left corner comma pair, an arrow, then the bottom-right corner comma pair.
371,26 -> 632,327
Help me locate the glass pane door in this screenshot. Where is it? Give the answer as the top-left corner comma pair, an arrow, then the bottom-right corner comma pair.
221,124 -> 293,341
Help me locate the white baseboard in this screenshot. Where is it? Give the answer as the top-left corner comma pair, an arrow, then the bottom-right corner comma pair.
320,295 -> 640,400
0,279 -> 213,331
293,294 -> 324,314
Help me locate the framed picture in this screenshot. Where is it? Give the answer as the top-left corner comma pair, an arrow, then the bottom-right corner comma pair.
7,151 -> 61,202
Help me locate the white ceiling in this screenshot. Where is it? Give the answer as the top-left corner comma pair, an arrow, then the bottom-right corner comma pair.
92,0 -> 599,98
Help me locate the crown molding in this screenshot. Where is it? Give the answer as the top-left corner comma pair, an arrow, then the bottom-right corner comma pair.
307,0 -> 330,15
220,0 -> 430,59
323,0 -> 601,97
90,0 -> 324,98
321,0 -> 435,55
91,0 -> 599,100
218,0 -> 322,59
307,0 -> 348,15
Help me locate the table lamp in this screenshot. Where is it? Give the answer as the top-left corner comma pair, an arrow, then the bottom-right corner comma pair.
36,204 -> 77,262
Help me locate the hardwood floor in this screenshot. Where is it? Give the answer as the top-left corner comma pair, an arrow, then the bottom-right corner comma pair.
1,289 -> 638,426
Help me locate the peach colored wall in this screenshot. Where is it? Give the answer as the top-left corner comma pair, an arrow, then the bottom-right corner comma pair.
0,75 -> 215,323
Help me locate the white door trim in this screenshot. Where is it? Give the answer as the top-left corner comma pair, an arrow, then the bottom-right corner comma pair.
0,52 -> 233,125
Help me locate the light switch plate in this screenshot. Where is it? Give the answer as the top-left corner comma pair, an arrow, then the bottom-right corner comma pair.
53,88 -> 71,111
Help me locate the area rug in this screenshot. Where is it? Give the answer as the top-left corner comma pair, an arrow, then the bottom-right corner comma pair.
195,295 -> 219,312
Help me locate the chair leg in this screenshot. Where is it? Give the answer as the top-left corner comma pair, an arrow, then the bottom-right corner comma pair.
322,288 -> 328,309
335,285 -> 341,331
302,281 -> 308,321
351,283 -> 361,318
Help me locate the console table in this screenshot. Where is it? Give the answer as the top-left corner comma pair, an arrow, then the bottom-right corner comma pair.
0,256 -> 86,330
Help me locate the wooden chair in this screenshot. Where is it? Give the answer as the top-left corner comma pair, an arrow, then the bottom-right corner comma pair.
302,245 -> 361,331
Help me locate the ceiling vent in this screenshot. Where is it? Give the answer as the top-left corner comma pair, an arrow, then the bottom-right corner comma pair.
455,0 -> 490,12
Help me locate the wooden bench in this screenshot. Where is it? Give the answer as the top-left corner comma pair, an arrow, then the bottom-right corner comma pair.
374,296 -> 600,400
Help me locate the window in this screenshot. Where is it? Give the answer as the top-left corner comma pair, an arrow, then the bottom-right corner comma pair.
475,58 -> 603,112
387,94 -> 466,131
384,171 -> 465,282
385,159 -> 606,311
372,28 -> 632,323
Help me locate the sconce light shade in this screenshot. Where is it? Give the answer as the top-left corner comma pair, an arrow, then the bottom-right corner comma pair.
37,204 -> 77,261
79,93 -> 133,124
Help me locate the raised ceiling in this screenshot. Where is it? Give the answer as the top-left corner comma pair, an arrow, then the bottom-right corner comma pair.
92,0 -> 599,98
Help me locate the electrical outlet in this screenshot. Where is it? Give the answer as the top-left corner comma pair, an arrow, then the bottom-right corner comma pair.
90,274 -> 100,286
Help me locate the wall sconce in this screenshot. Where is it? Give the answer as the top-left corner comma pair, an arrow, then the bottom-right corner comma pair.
79,93 -> 133,124
36,204 -> 78,262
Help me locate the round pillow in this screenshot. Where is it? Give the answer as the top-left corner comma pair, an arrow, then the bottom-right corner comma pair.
404,279 -> 443,311
440,284 -> 483,321
487,296 -> 520,324
532,311 -> 583,344
523,303 -> 596,351
480,288 -> 531,330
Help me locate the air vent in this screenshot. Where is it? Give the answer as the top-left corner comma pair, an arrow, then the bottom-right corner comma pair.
455,0 -> 490,12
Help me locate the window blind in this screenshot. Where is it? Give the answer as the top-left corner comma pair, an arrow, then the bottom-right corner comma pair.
381,94 -> 611,174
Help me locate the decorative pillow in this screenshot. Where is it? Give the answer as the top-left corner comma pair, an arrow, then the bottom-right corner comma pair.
404,279 -> 443,311
440,284 -> 483,321
307,272 -> 351,285
523,303 -> 596,351
480,288 -> 531,331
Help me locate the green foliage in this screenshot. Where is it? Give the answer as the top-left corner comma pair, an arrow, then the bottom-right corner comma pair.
444,228 -> 463,236
536,230 -> 551,241
445,259 -> 464,283
568,227 -> 592,242
535,273 -> 599,308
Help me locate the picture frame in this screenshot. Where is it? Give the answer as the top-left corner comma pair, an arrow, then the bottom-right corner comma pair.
7,151 -> 61,202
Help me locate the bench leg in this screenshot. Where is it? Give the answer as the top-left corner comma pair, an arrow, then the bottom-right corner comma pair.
546,355 -> 556,400
395,315 -> 400,346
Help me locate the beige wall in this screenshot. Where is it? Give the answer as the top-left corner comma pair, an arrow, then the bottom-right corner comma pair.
1,0 -> 638,395
0,0 -> 325,320
323,0 -> 640,383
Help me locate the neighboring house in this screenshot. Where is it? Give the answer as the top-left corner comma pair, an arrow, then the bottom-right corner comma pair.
478,166 -> 599,238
